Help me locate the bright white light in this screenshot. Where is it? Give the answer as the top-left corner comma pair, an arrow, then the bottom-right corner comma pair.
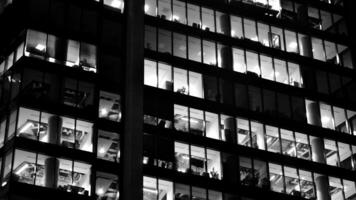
172,15 -> 180,21
49,57 -> 55,63
321,116 -> 330,124
100,108 -> 109,116
111,0 -> 122,8
98,147 -> 106,154
19,122 -> 33,134
2,181 -> 7,187
97,188 -> 105,196
251,36 -> 258,41
231,30 -> 236,37
275,71 -> 280,77
35,44 -> 46,51
143,188 -> 158,194
144,4 -> 149,13
15,163 -> 29,175
288,42 -> 298,49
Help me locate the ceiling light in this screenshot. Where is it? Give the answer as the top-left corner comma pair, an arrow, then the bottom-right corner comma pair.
35,44 -> 46,51
97,188 -> 105,196
288,42 -> 298,49
111,0 -> 122,8
144,4 -> 149,13
100,108 -> 109,116
15,163 -> 29,175
98,147 -> 106,154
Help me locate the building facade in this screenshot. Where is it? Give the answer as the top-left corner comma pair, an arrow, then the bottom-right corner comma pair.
0,0 -> 356,200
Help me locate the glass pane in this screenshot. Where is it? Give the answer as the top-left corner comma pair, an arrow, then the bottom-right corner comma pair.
231,15 -> 243,38
269,163 -> 284,193
173,33 -> 187,58
96,172 -> 119,200
97,130 -> 120,162
144,59 -> 158,87
174,105 -> 189,132
158,29 -> 172,54
188,36 -> 202,62
158,62 -> 173,90
158,0 -> 172,20
173,0 -> 186,24
189,71 -> 203,98
175,142 -> 190,173
174,68 -> 188,95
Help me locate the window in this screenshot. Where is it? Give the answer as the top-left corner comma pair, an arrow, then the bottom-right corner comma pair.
233,48 -> 246,73
158,63 -> 173,90
188,36 -> 202,62
97,130 -> 120,163
79,42 -> 97,72
13,150 -> 37,185
285,30 -> 298,53
311,37 -> 325,61
325,139 -> 338,166
281,129 -> 295,157
246,51 -> 260,76
158,0 -> 172,20
99,91 -> 122,122
201,7 -> 215,32
145,26 -> 157,51
320,103 -> 334,129
230,16 -> 243,38
207,149 -> 221,179
66,40 -> 80,67
269,163 -> 284,193
189,109 -> 204,136
96,172 -> 119,200
260,55 -> 274,81
174,105 -> 189,132
173,33 -> 187,58
216,11 -> 229,35
270,27 -> 284,50
240,156 -> 253,186
145,0 -> 157,16
237,118 -> 251,147
248,86 -> 262,112
258,22 -> 270,47
203,40 -> 216,65
190,145 -> 206,175
300,170 -> 315,199
143,176 -> 157,200
173,0 -> 186,24
188,71 -> 203,98
187,4 -> 200,28
158,29 -> 172,54
25,30 -> 47,58
274,59 -> 288,84
251,121 -> 264,150
288,62 -> 302,87
174,68 -> 188,95
206,112 -> 219,140
175,142 -> 190,173
104,0 -> 124,12
243,19 -> 257,41
284,166 -> 300,195
295,133 -> 311,160
266,126 -> 280,154
144,59 -> 158,87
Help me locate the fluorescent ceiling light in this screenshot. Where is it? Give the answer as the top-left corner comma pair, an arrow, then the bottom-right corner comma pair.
35,44 -> 46,51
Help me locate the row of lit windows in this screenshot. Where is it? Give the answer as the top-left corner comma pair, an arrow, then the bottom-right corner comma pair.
0,106 -> 121,162
94,0 -> 124,13
145,0 -> 346,36
0,149 -> 120,199
0,30 -> 98,76
170,104 -> 356,169
281,0 -> 347,35
145,27 -> 354,94
143,59 -> 356,135
144,0 -> 353,69
142,139 -> 356,200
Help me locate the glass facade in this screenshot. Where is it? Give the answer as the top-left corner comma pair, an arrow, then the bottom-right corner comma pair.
0,0 -> 355,200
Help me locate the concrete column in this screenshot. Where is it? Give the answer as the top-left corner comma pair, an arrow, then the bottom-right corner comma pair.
219,14 -> 230,36
44,157 -> 59,188
48,115 -> 62,145
220,46 -> 233,71
311,137 -> 326,164
122,0 -> 144,199
44,115 -> 62,189
224,118 -> 236,143
307,102 -> 322,127
315,174 -> 331,200
300,36 -> 313,58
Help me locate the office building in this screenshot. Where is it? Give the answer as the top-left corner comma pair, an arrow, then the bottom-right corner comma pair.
0,0 -> 356,200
